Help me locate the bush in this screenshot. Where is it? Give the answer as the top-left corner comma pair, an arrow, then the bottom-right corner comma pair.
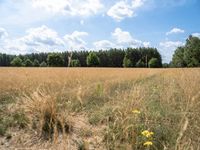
86,52 -> 100,67
70,59 -> 81,67
11,57 -> 23,67
40,61 -> 47,67
33,59 -> 40,67
24,59 -> 33,67
148,58 -> 160,68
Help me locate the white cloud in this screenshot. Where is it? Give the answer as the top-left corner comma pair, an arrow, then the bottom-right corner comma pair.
0,26 -> 90,54
107,1 -> 133,21
143,42 -> 151,47
0,27 -> 8,39
1,26 -> 66,54
192,33 -> 200,38
112,28 -> 133,44
93,40 -> 115,50
166,28 -> 185,35
132,0 -> 144,8
64,31 -> 88,50
32,0 -> 104,17
0,25 -> 89,54
159,40 -> 185,62
160,41 -> 184,48
112,27 -> 149,48
21,25 -> 64,47
107,0 -> 145,21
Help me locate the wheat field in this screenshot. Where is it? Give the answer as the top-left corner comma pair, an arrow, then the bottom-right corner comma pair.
0,68 -> 200,150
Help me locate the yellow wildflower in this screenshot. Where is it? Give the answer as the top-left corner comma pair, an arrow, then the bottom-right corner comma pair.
141,130 -> 154,138
143,141 -> 153,146
132,109 -> 141,114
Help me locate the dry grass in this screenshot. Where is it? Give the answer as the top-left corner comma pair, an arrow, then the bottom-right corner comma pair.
0,68 -> 200,149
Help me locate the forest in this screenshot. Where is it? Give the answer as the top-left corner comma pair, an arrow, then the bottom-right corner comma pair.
0,47 -> 162,68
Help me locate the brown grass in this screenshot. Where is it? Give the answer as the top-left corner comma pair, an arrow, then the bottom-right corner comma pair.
0,68 -> 200,149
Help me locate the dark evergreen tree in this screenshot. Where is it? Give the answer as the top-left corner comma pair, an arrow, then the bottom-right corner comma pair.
47,53 -> 64,67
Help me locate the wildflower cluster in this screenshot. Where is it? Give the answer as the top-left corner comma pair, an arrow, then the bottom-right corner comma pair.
143,141 -> 153,146
141,130 -> 154,147
141,130 -> 154,138
132,109 -> 141,114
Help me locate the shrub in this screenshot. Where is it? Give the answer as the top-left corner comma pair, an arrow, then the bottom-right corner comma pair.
24,59 -> 33,67
40,61 -> 47,67
70,59 -> 81,67
33,59 -> 40,67
86,52 -> 100,67
11,57 -> 23,67
148,58 -> 160,68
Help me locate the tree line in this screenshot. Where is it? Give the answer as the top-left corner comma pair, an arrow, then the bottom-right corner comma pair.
171,35 -> 200,67
0,47 -> 162,68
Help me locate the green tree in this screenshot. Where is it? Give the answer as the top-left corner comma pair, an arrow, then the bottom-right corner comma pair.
125,48 -> 140,67
47,53 -> 64,67
123,54 -> 132,67
40,61 -> 47,67
172,36 -> 200,67
86,52 -> 100,67
33,59 -> 40,67
10,57 -> 23,67
172,47 -> 186,67
70,59 -> 81,67
148,58 -> 160,68
108,49 -> 125,67
24,59 -> 33,67
184,36 -> 200,67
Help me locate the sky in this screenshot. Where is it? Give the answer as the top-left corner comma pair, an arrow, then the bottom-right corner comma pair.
0,0 -> 200,63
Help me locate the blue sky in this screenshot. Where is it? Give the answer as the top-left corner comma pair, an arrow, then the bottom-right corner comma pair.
0,0 -> 200,62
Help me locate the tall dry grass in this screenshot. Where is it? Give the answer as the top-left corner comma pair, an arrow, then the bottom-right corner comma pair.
0,68 -> 200,149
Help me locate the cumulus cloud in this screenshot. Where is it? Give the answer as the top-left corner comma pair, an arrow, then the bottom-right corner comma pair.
32,0 -> 104,17
21,25 -> 64,47
0,27 -> 8,39
112,28 -> 150,48
192,33 -> 200,38
112,28 -> 134,44
107,0 -> 144,21
159,40 -> 185,62
0,26 -> 89,54
64,31 -> 88,50
166,28 -> 185,35
93,40 -> 115,50
107,1 -> 133,22
1,26 -> 66,54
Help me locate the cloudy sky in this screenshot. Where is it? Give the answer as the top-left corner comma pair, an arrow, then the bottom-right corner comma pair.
0,0 -> 200,62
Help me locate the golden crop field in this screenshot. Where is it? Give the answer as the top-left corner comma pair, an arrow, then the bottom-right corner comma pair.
0,68 -> 200,150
